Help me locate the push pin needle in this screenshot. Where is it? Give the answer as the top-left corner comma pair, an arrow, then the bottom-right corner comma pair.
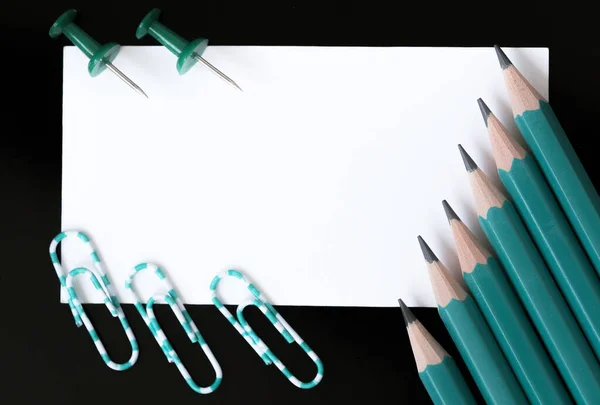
49,9 -> 149,98
193,54 -> 242,92
104,63 -> 148,98
137,8 -> 242,91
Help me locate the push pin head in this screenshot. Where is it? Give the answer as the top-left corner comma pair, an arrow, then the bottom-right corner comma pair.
50,9 -> 120,77
50,9 -> 148,98
136,8 -> 208,75
137,8 -> 242,91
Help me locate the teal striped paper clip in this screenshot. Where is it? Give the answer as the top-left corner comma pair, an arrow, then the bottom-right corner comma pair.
210,269 -> 324,389
49,231 -> 139,371
126,263 -> 222,394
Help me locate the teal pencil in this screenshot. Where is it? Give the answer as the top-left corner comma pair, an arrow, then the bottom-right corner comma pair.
479,99 -> 600,360
459,145 -> 600,404
495,46 -> 600,276
398,299 -> 477,405
418,236 -> 527,404
442,200 -> 571,404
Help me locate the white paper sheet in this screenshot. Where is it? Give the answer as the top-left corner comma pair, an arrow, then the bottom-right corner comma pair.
60,46 -> 548,307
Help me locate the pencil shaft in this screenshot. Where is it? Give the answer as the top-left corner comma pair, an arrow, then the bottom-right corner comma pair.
515,101 -> 600,275
480,201 -> 600,404
464,256 -> 571,404
419,357 -> 477,405
499,154 -> 600,359
439,296 -> 527,404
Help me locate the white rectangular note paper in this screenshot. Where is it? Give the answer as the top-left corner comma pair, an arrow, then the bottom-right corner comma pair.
61,46 -> 548,307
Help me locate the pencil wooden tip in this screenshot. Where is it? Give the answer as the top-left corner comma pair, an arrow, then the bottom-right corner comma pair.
418,235 -> 438,264
442,200 -> 461,223
398,299 -> 416,326
486,103 -> 528,171
494,45 -> 512,70
477,98 -> 491,127
458,144 -> 478,172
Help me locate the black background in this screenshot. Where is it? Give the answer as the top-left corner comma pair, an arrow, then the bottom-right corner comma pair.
1,1 -> 598,404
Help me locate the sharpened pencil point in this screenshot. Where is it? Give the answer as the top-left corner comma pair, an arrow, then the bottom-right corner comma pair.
418,236 -> 438,263
442,200 -> 460,223
398,299 -> 416,326
494,45 -> 512,70
477,98 -> 491,127
458,144 -> 478,172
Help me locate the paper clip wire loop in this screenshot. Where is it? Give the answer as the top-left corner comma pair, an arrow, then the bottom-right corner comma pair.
210,269 -> 324,389
49,231 -> 139,371
126,263 -> 222,394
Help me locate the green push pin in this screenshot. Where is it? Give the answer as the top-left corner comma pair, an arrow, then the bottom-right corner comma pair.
136,9 -> 242,91
49,9 -> 148,98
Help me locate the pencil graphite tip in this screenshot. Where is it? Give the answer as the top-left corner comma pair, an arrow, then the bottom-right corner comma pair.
398,299 -> 416,326
458,144 -> 478,172
442,200 -> 460,223
494,45 -> 513,70
417,236 -> 439,264
477,98 -> 491,127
